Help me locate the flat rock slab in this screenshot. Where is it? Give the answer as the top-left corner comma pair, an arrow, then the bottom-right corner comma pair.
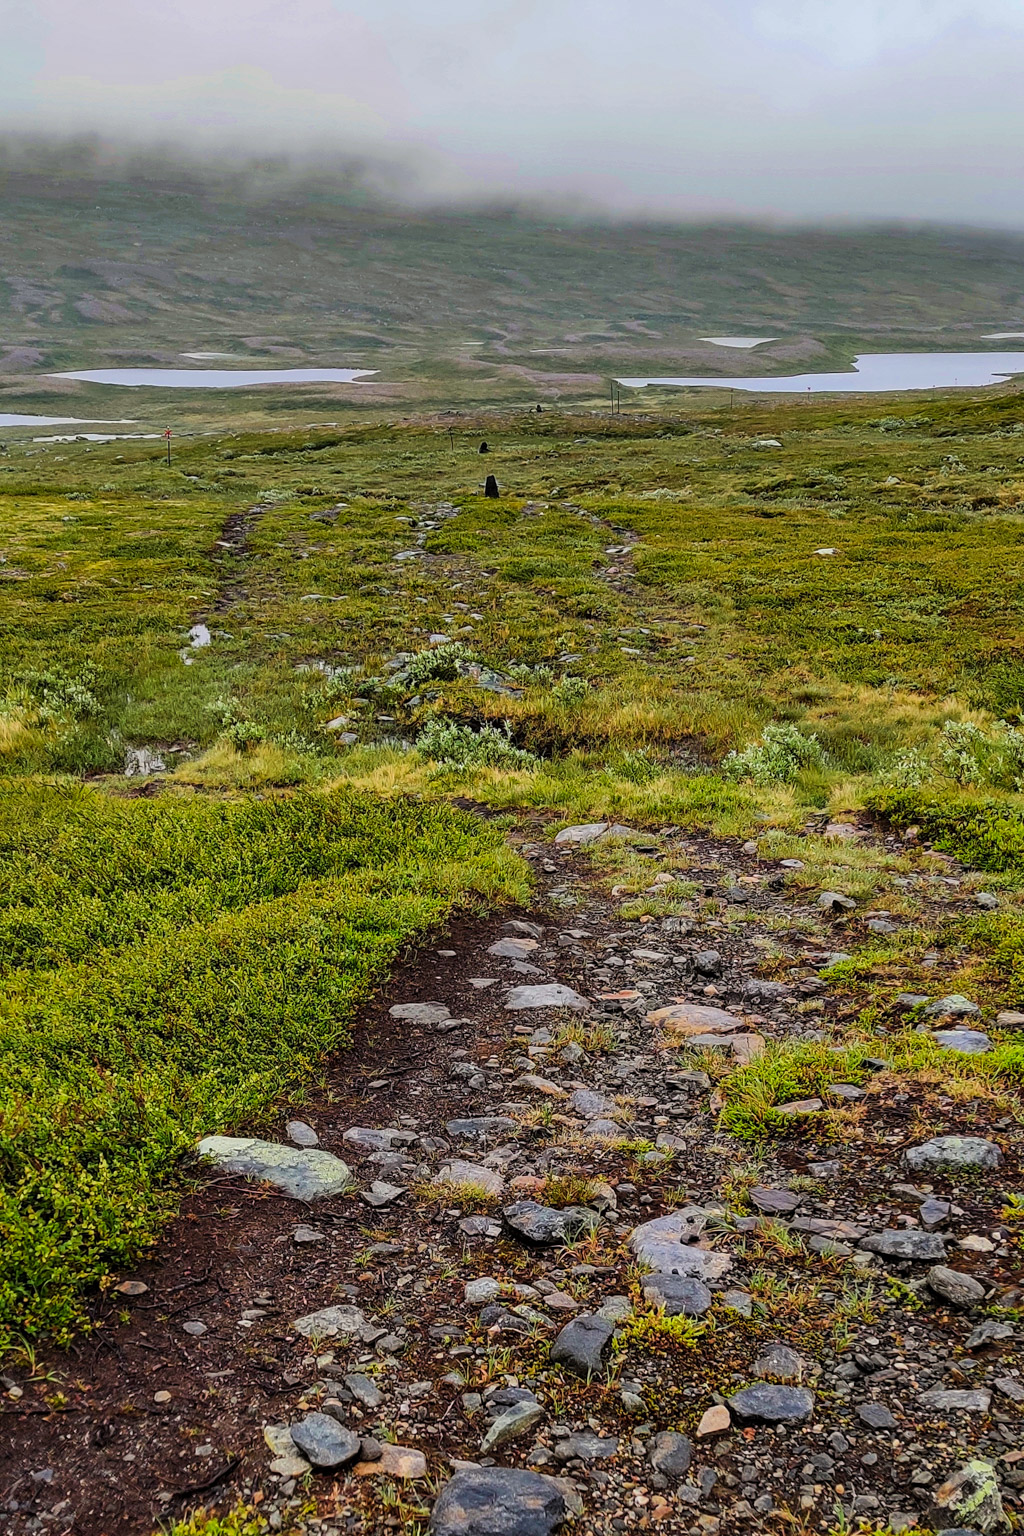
629,1211 -> 731,1282
642,1272 -> 713,1317
435,1161 -> 505,1197
355,1443 -> 427,1478
447,1116 -> 517,1139
933,1029 -> 991,1054
286,1120 -> 319,1147
753,1343 -> 807,1383
750,1187 -> 801,1216
197,1136 -> 352,1201
429,1467 -> 567,1535
860,1230 -> 948,1262
647,1002 -> 747,1036
919,1388 -> 992,1413
343,1127 -> 410,1152
554,822 -> 636,846
488,938 -> 539,958
389,1001 -> 451,1024
922,994 -> 981,1017
727,1384 -> 815,1424
553,1430 -> 618,1462
505,984 -> 590,1012
292,1304 -> 371,1341
903,1136 -> 1003,1173
858,1402 -> 898,1429
570,1088 -> 612,1117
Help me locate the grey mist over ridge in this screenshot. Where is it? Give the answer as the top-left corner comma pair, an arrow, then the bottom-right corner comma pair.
7,0 -> 1024,226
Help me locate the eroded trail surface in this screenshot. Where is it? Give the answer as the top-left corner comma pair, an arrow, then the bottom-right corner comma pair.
2,820 -> 1022,1536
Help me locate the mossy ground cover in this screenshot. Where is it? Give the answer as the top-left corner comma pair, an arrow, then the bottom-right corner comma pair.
5,384 -> 1024,1351
0,780 -> 525,1350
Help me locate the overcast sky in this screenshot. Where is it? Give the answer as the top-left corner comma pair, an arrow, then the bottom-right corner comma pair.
4,0 -> 1024,223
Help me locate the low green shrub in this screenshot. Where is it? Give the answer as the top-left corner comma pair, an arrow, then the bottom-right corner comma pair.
416,716 -> 537,770
721,722 -> 827,786
870,786 -> 1024,872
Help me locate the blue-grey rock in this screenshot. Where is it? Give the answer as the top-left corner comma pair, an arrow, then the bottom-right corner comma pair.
647,1430 -> 693,1477
447,1117 -> 517,1139
727,1384 -> 815,1424
553,1431 -> 618,1462
857,1402 -> 897,1429
860,1229 -> 947,1262
926,1266 -> 986,1308
481,1399 -> 545,1452
503,1201 -> 598,1245
641,1272 -> 713,1317
289,1412 -> 361,1468
505,983 -> 590,1012
550,1314 -> 613,1378
429,1467 -> 567,1536
933,1028 -> 991,1054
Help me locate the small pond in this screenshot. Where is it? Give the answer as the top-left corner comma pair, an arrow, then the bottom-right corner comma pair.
618,351 -> 1024,394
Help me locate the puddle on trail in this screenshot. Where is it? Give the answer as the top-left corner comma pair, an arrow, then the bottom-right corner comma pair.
619,350 -> 1024,394
49,367 -> 378,389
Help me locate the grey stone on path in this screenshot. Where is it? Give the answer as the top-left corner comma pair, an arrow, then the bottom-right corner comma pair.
361,1180 -> 406,1208
727,1384 -> 815,1424
923,994 -> 981,1018
926,1266 -> 986,1309
750,1187 -> 800,1216
553,822 -> 636,846
693,949 -> 722,976
447,1116 -> 517,1139
505,983 -> 590,1012
933,1028 -> 991,1054
966,1321 -> 1015,1349
435,1161 -> 505,1198
504,920 -> 545,939
919,1388 -> 992,1413
478,1303 -> 542,1337
343,1126 -> 410,1152
642,1272 -> 713,1317
183,1320 -> 207,1336
503,1201 -> 597,1245
895,993 -> 931,1011
818,891 -> 856,912
489,937 -> 539,959
860,1229 -> 948,1262
570,1088 -> 611,1117
723,1289 -> 754,1317
344,1373 -> 383,1410
428,1467 -> 567,1536
389,1001 -> 451,1024
552,1431 -> 619,1462
629,1209 -> 731,1281
197,1136 -> 352,1201
289,1412 -> 361,1468
292,1223 -> 325,1245
919,1198 -> 952,1230
550,1314 -> 614,1377
647,1430 -> 693,1478
460,1215 -> 502,1238
858,1402 -> 898,1430
481,1399 -> 545,1453
931,1460 -> 1006,1534
904,1136 -> 1002,1173
286,1119 -> 319,1147
292,1304 -> 370,1341
584,1118 -> 620,1139
465,1277 -> 502,1305
753,1343 -> 806,1383
827,1082 -> 865,1100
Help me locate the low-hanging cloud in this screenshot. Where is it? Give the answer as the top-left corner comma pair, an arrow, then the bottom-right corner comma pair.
4,0 -> 1024,223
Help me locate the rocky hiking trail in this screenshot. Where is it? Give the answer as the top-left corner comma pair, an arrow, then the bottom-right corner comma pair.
2,818 -> 1023,1536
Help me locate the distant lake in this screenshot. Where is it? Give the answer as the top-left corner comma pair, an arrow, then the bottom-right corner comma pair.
50,368 -> 378,389
618,351 -> 1024,394
0,413 -> 136,427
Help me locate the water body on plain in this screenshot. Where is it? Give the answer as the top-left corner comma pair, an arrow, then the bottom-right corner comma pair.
618,351 -> 1024,394
0,414 -> 137,428
50,368 -> 378,389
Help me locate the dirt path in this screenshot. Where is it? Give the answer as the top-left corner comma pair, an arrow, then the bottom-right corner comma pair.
2,821 -> 1022,1536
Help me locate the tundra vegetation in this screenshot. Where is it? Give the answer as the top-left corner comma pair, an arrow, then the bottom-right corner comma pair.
2,384 -> 1024,1535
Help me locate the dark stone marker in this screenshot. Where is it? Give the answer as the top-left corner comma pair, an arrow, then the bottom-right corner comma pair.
479,441 -> 489,453
484,475 -> 500,498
